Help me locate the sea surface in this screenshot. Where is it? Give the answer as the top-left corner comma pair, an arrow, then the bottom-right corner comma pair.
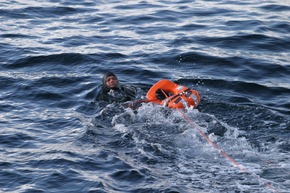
0,0 -> 289,192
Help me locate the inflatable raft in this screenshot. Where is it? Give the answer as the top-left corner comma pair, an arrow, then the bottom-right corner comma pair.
146,79 -> 200,109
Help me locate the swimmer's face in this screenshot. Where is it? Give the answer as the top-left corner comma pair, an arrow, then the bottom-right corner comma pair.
106,76 -> 118,88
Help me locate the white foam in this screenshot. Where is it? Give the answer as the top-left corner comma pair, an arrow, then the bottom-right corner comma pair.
113,123 -> 128,133
105,103 -> 288,192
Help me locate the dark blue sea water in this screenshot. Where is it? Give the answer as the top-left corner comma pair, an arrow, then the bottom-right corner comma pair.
1,0 -> 289,192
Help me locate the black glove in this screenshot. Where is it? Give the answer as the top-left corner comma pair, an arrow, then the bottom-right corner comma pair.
156,89 -> 166,100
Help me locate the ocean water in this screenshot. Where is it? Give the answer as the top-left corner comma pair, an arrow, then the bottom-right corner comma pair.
0,0 -> 289,192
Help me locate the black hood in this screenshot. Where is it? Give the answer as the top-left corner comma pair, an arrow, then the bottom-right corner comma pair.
102,72 -> 120,91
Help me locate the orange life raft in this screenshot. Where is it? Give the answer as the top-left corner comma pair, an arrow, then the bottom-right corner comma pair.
146,79 -> 200,109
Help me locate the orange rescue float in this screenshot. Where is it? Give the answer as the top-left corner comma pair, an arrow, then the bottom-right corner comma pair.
146,80 -> 200,109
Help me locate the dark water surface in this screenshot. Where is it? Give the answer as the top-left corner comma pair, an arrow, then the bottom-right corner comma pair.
1,0 -> 289,192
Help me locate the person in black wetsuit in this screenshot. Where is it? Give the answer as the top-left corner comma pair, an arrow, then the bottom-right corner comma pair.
95,72 -> 137,103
